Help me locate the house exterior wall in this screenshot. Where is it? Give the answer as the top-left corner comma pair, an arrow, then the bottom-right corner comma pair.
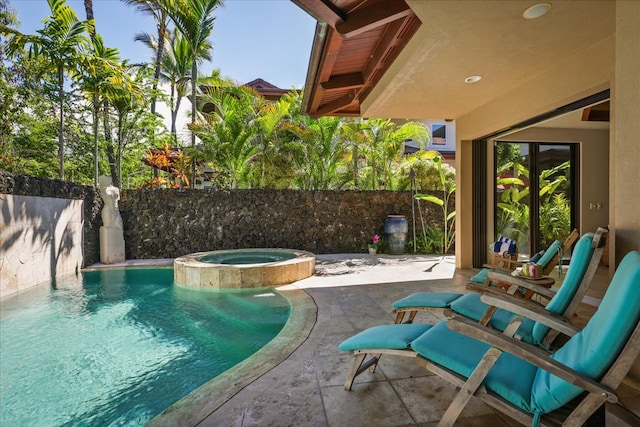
423,119 -> 456,154
451,0 -> 640,269
612,0 -> 640,266
454,35 -> 615,269
613,1 -> 640,391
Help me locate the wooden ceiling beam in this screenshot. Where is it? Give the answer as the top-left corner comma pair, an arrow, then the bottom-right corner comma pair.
321,73 -> 365,91
312,91 -> 358,117
336,0 -> 413,38
362,19 -> 404,80
290,0 -> 344,27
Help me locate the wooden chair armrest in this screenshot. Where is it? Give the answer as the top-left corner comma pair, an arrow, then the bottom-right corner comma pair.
485,271 -> 557,299
481,262 -> 523,272
466,281 -> 557,300
445,316 -> 619,402
479,292 -> 579,337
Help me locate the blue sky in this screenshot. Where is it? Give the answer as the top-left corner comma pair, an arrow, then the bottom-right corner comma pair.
10,0 -> 317,89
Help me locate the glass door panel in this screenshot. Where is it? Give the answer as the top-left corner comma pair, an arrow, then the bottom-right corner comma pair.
495,143 -> 531,257
494,142 -> 576,261
537,145 -> 574,251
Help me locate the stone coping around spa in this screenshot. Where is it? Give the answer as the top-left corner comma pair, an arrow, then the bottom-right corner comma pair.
173,248 -> 316,289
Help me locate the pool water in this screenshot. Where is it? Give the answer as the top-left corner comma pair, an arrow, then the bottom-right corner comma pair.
198,250 -> 297,265
0,268 -> 290,426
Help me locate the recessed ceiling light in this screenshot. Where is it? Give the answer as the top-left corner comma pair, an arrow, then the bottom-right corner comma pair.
523,3 -> 551,19
464,75 -> 482,84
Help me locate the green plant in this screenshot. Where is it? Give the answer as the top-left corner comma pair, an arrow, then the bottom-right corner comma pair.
496,156 -> 571,250
539,193 -> 571,247
407,225 -> 445,253
414,151 -> 456,254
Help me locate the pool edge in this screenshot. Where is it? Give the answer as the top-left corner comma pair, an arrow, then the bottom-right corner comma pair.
145,285 -> 317,427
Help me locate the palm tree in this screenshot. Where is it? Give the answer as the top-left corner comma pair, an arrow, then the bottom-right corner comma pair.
250,94 -> 294,187
136,27 -> 192,145
78,34 -> 124,185
284,106 -> 349,190
192,85 -> 259,188
122,0 -> 173,114
167,0 -> 221,187
0,0 -> 92,180
353,118 -> 428,189
108,68 -> 145,187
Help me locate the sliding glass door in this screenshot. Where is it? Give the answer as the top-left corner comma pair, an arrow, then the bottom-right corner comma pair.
494,142 -> 577,259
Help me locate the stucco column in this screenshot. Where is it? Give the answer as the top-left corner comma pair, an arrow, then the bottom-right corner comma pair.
611,0 -> 640,267
455,139 -> 474,269
612,0 -> 640,389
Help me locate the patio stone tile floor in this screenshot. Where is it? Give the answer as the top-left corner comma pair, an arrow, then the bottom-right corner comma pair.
192,254 -> 639,427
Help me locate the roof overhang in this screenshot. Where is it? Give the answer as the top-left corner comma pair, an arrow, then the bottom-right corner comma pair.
293,0 -> 421,118
294,0 -> 615,121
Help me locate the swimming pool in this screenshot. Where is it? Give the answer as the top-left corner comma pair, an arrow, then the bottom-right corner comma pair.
0,267 -> 290,426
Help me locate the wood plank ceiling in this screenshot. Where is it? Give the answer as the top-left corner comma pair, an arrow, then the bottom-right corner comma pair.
292,0 -> 421,118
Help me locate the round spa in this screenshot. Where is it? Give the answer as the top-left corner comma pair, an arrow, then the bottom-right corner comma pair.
174,248 -> 316,289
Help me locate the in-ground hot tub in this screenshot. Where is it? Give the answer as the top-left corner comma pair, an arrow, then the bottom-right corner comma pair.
174,248 -> 316,289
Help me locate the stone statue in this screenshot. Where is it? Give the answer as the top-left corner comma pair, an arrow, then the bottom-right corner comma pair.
98,175 -> 123,230
98,175 -> 125,264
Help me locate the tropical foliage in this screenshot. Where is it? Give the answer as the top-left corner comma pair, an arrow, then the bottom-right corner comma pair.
413,151 -> 456,254
1,0 -> 162,186
495,145 -> 572,250
0,0 -> 457,206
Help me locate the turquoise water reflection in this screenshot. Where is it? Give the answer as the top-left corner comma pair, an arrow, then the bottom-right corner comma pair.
0,268 -> 290,426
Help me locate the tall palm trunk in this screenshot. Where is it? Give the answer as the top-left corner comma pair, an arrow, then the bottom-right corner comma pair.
169,81 -> 182,146
190,59 -> 197,187
151,11 -> 167,115
103,104 -> 118,185
83,0 -> 94,21
117,113 -> 125,188
92,93 -> 100,185
57,66 -> 65,180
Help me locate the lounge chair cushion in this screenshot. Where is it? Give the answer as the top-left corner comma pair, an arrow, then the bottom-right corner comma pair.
531,250 -> 640,414
392,292 -> 462,310
536,239 -> 562,268
448,293 -> 537,340
470,268 -> 489,283
412,321 -> 539,412
338,324 -> 433,352
530,233 -> 595,344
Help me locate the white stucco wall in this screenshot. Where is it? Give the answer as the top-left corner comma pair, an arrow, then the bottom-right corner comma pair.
0,194 -> 84,299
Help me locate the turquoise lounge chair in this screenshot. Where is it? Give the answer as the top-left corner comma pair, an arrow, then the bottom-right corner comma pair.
340,250 -> 640,426
469,228 -> 579,285
339,229 -> 606,391
392,229 -> 606,344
